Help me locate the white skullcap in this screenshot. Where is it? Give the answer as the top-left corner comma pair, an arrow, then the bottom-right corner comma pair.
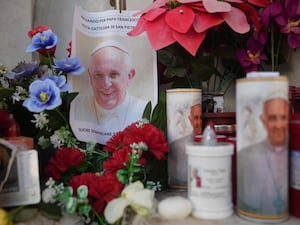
90,40 -> 129,56
263,90 -> 288,103
190,94 -> 202,107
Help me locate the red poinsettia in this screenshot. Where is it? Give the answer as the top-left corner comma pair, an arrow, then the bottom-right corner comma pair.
128,0 -> 270,56
68,173 -> 124,214
45,147 -> 85,180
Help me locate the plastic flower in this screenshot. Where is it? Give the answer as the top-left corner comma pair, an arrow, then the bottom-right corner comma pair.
53,58 -> 85,76
0,208 -> 12,225
11,86 -> 27,103
45,147 -> 85,181
26,28 -> 58,56
104,120 -> 169,160
261,0 -> 300,49
41,75 -> 70,92
6,61 -> 39,79
31,112 -> 49,129
236,37 -> 267,72
128,0 -> 268,56
22,78 -> 61,113
68,173 -> 124,214
28,25 -> 52,38
104,181 -> 155,224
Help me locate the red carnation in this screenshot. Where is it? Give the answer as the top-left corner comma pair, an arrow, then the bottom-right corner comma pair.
124,122 -> 169,160
103,145 -> 147,174
68,173 -> 124,214
45,147 -> 85,181
103,131 -> 125,152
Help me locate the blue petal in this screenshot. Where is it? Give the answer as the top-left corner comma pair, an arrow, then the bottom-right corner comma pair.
23,79 -> 62,112
54,58 -> 85,76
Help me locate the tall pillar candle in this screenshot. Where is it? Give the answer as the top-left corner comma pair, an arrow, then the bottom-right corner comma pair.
166,88 -> 202,188
236,76 -> 289,223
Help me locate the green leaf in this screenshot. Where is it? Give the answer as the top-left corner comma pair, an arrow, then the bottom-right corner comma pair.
117,169 -> 129,184
77,185 -> 88,199
65,197 -> 78,213
39,202 -> 62,220
45,109 -> 67,130
150,91 -> 167,134
164,66 -> 187,78
78,204 -> 91,216
131,165 -> 143,173
142,101 -> 152,120
0,88 -> 14,99
10,207 -> 38,222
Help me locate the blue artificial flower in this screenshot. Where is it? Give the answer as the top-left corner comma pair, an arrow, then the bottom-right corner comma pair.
53,57 -> 85,76
23,78 -> 62,113
41,75 -> 70,92
6,61 -> 39,79
26,29 -> 58,53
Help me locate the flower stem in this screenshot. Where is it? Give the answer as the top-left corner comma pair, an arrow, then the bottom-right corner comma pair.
271,20 -> 275,71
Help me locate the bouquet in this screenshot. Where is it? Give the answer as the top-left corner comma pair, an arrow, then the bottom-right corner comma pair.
0,26 -> 169,225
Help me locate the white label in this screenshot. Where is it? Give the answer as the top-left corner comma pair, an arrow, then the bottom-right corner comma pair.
290,150 -> 300,190
188,161 -> 232,209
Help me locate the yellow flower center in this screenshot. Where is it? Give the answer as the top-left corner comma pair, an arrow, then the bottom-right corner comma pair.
39,92 -> 48,102
40,35 -> 47,41
287,19 -> 300,33
247,50 -> 261,62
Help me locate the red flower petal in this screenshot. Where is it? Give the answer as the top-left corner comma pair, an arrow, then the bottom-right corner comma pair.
45,147 -> 85,181
143,7 -> 167,21
193,12 -> 223,33
28,25 -> 51,38
145,15 -> 176,50
165,6 -> 195,33
203,0 -> 231,13
222,7 -> 250,34
172,28 -> 206,56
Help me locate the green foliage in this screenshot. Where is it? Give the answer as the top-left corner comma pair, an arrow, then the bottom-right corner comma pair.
8,206 -> 38,222
142,90 -> 167,135
157,26 -> 246,93
117,148 -> 144,185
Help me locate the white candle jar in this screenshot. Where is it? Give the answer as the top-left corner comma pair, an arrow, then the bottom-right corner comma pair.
186,142 -> 234,219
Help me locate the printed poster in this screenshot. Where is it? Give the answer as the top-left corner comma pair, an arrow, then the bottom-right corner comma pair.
69,5 -> 158,145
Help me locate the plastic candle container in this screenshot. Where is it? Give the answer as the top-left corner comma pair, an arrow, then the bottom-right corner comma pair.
186,125 -> 234,219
